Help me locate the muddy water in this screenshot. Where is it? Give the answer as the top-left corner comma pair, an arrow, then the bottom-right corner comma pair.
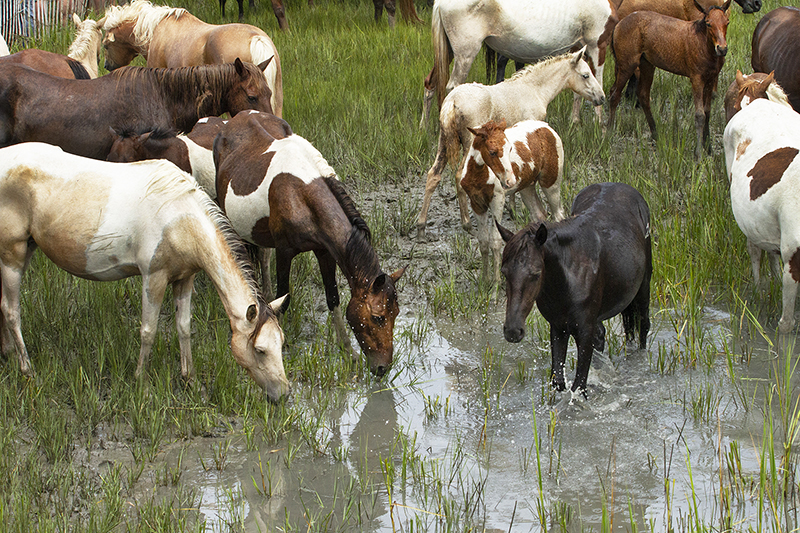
143,301 -> 798,531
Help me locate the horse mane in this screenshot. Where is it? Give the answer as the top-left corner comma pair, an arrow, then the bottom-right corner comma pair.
692,5 -> 726,34
67,19 -> 101,61
507,52 -> 573,83
66,58 -> 91,80
322,177 -> 382,282
115,126 -> 177,140
103,0 -> 187,48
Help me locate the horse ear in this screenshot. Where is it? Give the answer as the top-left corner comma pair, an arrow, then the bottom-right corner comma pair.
257,57 -> 273,72
735,70 -> 745,85
246,303 -> 258,322
106,32 -> 115,42
234,57 -> 246,77
108,127 -> 119,140
534,223 -> 548,246
371,273 -> 388,293
72,13 -> 81,26
389,265 -> 407,284
759,71 -> 776,91
467,126 -> 480,137
268,294 -> 290,316
136,131 -> 153,145
722,0 -> 732,12
97,16 -> 107,27
495,221 -> 515,243
693,0 -> 707,15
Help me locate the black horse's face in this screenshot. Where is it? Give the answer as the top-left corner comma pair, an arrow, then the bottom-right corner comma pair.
500,224 -> 547,343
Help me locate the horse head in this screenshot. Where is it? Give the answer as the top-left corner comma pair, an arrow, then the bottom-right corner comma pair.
696,0 -> 731,57
568,46 -> 605,107
498,222 -> 547,343
345,267 -> 406,377
224,58 -> 274,116
724,70 -> 783,122
735,0 -> 761,14
467,120 -> 516,188
102,20 -> 141,70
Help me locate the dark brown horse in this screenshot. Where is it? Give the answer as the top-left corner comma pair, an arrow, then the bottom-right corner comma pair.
214,110 -> 405,376
498,182 -> 652,396
607,0 -> 731,158
0,58 -> 272,160
751,6 -> 800,113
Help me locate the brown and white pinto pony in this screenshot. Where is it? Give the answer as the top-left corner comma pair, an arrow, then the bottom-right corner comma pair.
102,0 -> 283,118
751,6 -> 800,113
0,142 -> 290,402
214,111 -> 405,376
607,0 -> 731,158
460,119 -> 565,288
723,74 -> 800,333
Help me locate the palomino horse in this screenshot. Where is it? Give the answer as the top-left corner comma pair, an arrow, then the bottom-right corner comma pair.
607,1 -> 731,158
0,58 -> 272,160
460,120 -> 565,288
0,14 -> 103,79
751,6 -> 800,113
0,142 -> 290,402
416,49 -> 604,240
420,0 -> 616,127
723,79 -> 800,333
214,111 -> 405,376
102,0 -> 283,118
498,183 -> 652,396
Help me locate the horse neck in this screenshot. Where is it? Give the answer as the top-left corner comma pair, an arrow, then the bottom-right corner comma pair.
199,227 -> 258,326
67,29 -> 101,78
513,60 -> 573,108
153,68 -> 226,131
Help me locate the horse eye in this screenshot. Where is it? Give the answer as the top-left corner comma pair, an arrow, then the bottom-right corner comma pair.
582,73 -> 590,79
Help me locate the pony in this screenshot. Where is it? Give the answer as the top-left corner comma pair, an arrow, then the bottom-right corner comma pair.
0,142 -> 290,402
416,48 -> 604,240
723,70 -> 790,124
498,182 -> 652,396
214,110 -> 405,376
420,0 -> 616,126
0,59 -> 272,160
751,6 -> 800,113
0,14 -> 103,79
102,0 -> 283,118
723,76 -> 800,333
460,119 -> 565,288
607,1 -> 731,158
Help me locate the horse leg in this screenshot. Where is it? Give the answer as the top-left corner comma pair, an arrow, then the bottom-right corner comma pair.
747,240 -> 763,285
420,67 -> 435,129
495,55 -> 510,84
488,187 -> 506,289
778,257 -> 798,334
572,328 -> 596,395
259,247 -> 274,301
518,186 -> 548,221
455,159 -> 471,232
275,247 -> 295,299
219,0 -> 226,17
173,275 -> 196,381
136,273 -> 168,379
636,60 -> 657,141
475,209 -> 491,283
593,322 -> 606,353
702,79 -> 715,155
448,43 -> 483,92
416,136 -> 448,241
314,249 -> 356,360
0,256 -> 33,376
550,326 -> 569,391
608,58 -> 639,131
270,0 -> 289,31
237,0 -> 245,21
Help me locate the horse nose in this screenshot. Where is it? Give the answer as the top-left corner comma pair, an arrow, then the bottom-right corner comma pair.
374,364 -> 388,377
503,325 -> 525,343
595,94 -> 606,106
717,46 -> 728,57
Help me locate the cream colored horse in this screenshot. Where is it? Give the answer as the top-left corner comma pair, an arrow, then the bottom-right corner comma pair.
67,13 -> 104,78
0,142 -> 290,401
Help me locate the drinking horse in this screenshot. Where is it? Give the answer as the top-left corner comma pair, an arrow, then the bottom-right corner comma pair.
751,6 -> 800,113
0,58 -> 272,160
102,0 -> 283,117
0,142 -> 290,402
214,111 -> 405,376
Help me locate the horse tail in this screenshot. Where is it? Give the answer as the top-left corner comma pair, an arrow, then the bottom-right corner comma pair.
250,35 -> 284,118
322,176 -> 372,244
485,46 -> 497,84
398,0 -> 422,24
432,3 -> 452,109
67,58 -> 91,80
440,98 -> 461,170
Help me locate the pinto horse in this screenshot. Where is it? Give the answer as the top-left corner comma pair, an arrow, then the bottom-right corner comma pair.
0,142 -> 290,402
723,76 -> 800,333
420,0 -> 616,126
102,0 -> 283,118
0,58 -> 272,160
417,49 -> 604,241
0,14 -> 103,79
607,1 -> 731,158
499,182 -> 652,396
214,110 -> 405,376
751,6 -> 800,113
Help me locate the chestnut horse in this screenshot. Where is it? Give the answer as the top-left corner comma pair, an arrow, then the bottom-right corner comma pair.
0,14 -> 103,79
752,6 -> 800,113
214,111 -> 405,376
607,1 -> 731,158
102,0 -> 283,118
0,142 -> 290,402
723,70 -> 791,124
499,183 -> 652,396
0,58 -> 272,160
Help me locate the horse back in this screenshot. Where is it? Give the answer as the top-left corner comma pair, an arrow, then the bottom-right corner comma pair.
505,121 -> 563,190
0,49 -> 89,79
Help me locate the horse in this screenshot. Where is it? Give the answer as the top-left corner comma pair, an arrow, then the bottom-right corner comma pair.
723,70 -> 790,124
0,142 -> 291,402
420,0 -> 616,127
102,0 -> 283,118
460,119 -> 565,288
0,14 -> 103,79
416,48 -> 605,241
498,182 -> 652,396
751,6 -> 800,113
607,1 -> 731,159
0,33 -> 8,56
723,76 -> 800,333
0,58 -> 272,160
214,110 -> 406,376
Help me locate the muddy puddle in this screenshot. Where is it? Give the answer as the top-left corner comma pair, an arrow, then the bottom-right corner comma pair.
123,299 -> 799,532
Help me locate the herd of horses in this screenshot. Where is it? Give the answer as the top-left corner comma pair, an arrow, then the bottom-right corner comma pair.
0,0 -> 798,401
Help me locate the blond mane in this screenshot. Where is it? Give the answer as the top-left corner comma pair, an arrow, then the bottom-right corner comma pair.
67,18 -> 102,69
103,0 -> 188,48
507,52 -> 574,82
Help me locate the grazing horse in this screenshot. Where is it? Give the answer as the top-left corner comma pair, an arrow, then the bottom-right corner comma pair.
0,142 -> 290,402
416,49 -> 604,240
214,111 -> 405,376
723,78 -> 800,333
0,59 -> 272,160
0,14 -> 103,79
499,182 -> 652,395
420,0 -> 616,126
102,0 -> 283,118
460,119 -> 565,287
607,1 -> 731,158
751,6 -> 800,113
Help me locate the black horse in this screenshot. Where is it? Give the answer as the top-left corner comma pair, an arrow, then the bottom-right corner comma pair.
498,182 -> 652,395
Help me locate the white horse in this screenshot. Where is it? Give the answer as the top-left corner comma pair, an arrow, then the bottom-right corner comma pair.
723,75 -> 800,333
0,142 -> 291,401
460,119 -> 565,287
421,0 -> 616,126
67,13 -> 104,78
416,48 -> 604,240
